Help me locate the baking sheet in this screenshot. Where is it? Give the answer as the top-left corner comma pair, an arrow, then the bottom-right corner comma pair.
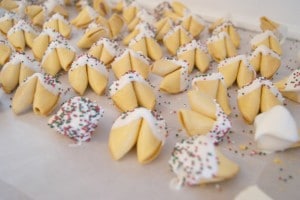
0,4 -> 300,200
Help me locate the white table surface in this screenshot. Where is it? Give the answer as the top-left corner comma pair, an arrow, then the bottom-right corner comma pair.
0,2 -> 300,200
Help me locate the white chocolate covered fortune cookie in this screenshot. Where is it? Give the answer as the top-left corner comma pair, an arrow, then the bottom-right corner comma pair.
127,9 -> 155,32
12,73 -> 61,115
275,69 -> 300,103
111,48 -> 151,79
218,55 -> 256,88
163,25 -> 193,55
176,40 -> 211,73
71,5 -> 99,28
96,13 -> 124,39
0,53 -> 40,93
25,0 -> 69,26
250,30 -> 282,55
155,17 -> 174,41
169,135 -> 239,189
128,31 -> 163,61
68,54 -> 108,95
0,0 -> 20,12
25,5 -> 46,26
249,45 -> 281,79
181,14 -> 205,38
152,57 -> 189,94
209,18 -> 240,48
254,105 -> 300,153
121,1 -> 139,24
109,107 -> 167,164
7,19 -> 38,52
237,77 -> 285,124
109,71 -> 156,112
164,1 -> 189,20
0,12 -> 19,35
43,13 -> 72,38
207,31 -> 237,62
41,40 -> 76,76
92,0 -> 110,16
31,28 -> 66,61
123,22 -> 155,45
0,35 -> 14,66
191,72 -> 231,115
48,96 -> 104,142
88,37 -> 119,65
260,16 -> 280,32
178,90 -> 231,143
77,22 -> 109,49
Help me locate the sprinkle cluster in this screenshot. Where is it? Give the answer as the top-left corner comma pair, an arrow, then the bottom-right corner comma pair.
283,69 -> 300,91
209,101 -> 232,144
238,77 -> 285,103
169,135 -> 218,188
48,96 -> 104,142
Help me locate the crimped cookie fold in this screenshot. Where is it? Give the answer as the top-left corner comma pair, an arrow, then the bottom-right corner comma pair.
0,12 -> 19,35
0,53 -> 40,93
109,107 -> 167,164
250,30 -> 282,55
178,90 -> 231,143
163,25 -> 193,55
7,19 -> 38,51
129,31 -> 162,61
68,54 -> 108,95
275,69 -> 300,103
32,28 -> 66,61
71,5 -> 99,28
249,45 -> 281,79
109,71 -> 156,112
93,0 -> 110,16
191,72 -> 231,114
209,18 -> 240,48
77,22 -> 109,48
25,5 -> 46,26
96,13 -> 124,38
237,77 -> 284,124
88,37 -> 119,65
41,40 -> 76,75
123,22 -> 155,45
155,17 -> 174,41
43,13 -> 72,38
12,73 -> 61,115
111,48 -> 151,79
121,1 -> 139,24
127,9 -> 155,32
218,55 -> 256,88
152,57 -> 189,94
181,14 -> 205,37
207,31 -> 237,62
177,40 -> 211,73
0,35 -> 14,65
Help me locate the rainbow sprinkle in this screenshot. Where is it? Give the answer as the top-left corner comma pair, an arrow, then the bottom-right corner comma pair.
48,96 -> 104,142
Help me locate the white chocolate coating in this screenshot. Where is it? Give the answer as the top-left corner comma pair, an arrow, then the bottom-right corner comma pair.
70,54 -> 108,76
169,135 -> 218,189
254,105 -> 299,153
112,107 -> 167,143
109,71 -> 150,96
